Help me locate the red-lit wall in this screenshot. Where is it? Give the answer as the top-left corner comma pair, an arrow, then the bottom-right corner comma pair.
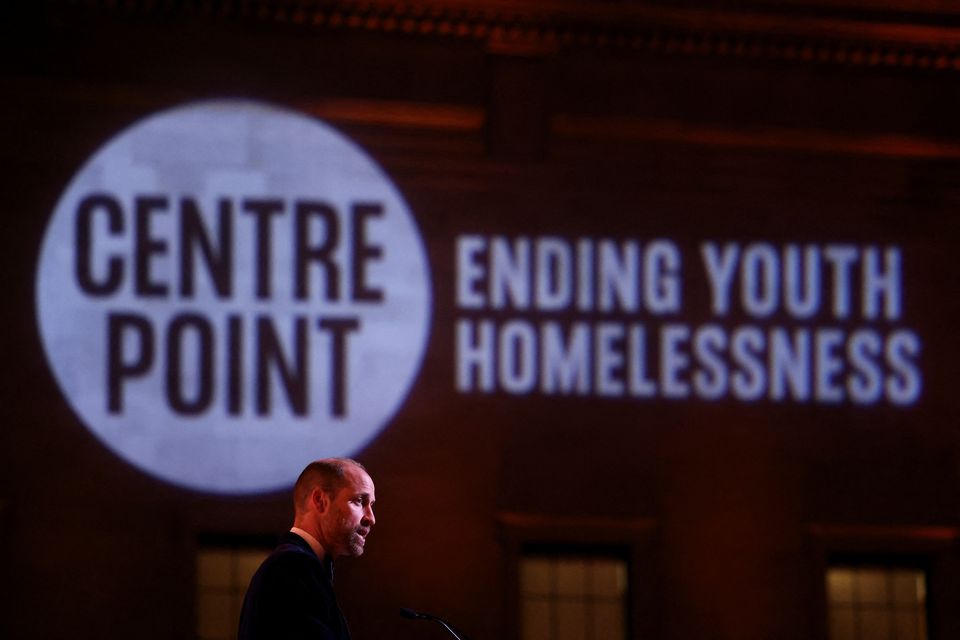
3,2 -> 960,639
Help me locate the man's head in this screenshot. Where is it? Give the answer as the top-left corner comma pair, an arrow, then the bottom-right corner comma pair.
293,458 -> 376,558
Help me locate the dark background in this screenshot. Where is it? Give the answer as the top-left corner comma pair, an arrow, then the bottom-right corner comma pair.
3,1 -> 960,639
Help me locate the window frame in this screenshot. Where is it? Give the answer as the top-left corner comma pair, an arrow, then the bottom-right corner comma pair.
498,512 -> 659,640
805,524 -> 960,640
194,533 -> 278,640
520,542 -> 631,640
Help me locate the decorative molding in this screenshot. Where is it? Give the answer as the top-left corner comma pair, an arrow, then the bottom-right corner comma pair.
553,114 -> 960,160
13,73 -> 960,162
496,511 -> 657,538
807,523 -> 960,545
60,0 -> 960,70
303,98 -> 484,131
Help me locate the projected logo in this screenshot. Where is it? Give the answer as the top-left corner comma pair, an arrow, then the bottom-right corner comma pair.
36,100 -> 431,494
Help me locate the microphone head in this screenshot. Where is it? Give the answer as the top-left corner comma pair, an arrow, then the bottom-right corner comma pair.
400,607 -> 424,620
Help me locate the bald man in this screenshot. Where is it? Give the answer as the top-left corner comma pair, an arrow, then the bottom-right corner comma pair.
238,459 -> 376,640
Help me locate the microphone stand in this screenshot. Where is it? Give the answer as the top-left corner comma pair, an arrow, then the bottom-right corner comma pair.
400,607 -> 470,640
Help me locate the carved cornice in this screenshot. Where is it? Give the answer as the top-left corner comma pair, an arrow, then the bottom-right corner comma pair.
60,0 -> 960,70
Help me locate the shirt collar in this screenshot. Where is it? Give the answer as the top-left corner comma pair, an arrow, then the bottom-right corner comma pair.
290,526 -> 325,560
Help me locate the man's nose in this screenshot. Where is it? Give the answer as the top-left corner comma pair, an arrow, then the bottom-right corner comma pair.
364,506 -> 375,526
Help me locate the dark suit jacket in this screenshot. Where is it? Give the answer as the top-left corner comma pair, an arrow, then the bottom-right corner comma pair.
238,532 -> 351,640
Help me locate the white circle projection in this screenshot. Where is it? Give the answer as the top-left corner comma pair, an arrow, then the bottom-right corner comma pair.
36,100 -> 432,494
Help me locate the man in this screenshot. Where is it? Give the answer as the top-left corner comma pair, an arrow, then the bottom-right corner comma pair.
238,458 -> 376,640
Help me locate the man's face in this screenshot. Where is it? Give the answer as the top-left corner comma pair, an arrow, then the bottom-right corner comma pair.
319,465 -> 376,558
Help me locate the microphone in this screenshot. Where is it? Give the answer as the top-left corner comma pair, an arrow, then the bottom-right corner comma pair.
400,607 -> 469,640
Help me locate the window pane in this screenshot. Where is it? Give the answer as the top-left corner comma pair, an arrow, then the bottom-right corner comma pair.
891,570 -> 925,606
522,558 -> 553,596
555,559 -> 587,596
856,569 -> 889,605
520,552 -> 628,640
197,550 -> 232,589
826,563 -> 928,640
895,610 -> 921,640
827,568 -> 855,604
197,592 -> 233,639
236,550 -> 269,585
829,605 -> 856,640
591,558 -> 627,598
858,607 -> 892,640
523,599 -> 551,640
197,544 -> 272,640
593,601 -> 625,639
556,601 -> 586,640
234,593 -> 247,626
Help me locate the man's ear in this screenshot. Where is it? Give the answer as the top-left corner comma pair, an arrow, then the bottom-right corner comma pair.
312,487 -> 329,513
